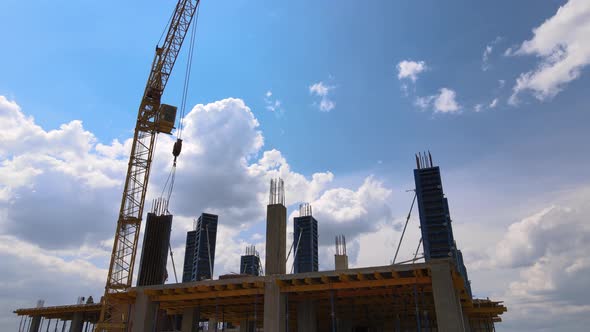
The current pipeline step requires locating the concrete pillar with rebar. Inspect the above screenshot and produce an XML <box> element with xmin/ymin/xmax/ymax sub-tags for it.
<box><xmin>265</xmin><ymin>178</ymin><xmax>287</xmax><ymax>275</ymax></box>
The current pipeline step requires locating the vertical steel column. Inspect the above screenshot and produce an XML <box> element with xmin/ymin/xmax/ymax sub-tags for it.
<box><xmin>152</xmin><ymin>303</ymin><xmax>160</xmax><ymax>332</ymax></box>
<box><xmin>413</xmin><ymin>285</ymin><xmax>422</xmax><ymax>332</ymax></box>
<box><xmin>330</xmin><ymin>290</ymin><xmax>336</xmax><ymax>332</ymax></box>
<box><xmin>285</xmin><ymin>293</ymin><xmax>289</xmax><ymax>332</ymax></box>
<box><xmin>421</xmin><ymin>288</ymin><xmax>429</xmax><ymax>331</ymax></box>
<box><xmin>254</xmin><ymin>294</ymin><xmax>258</xmax><ymax>332</ymax></box>
<box><xmin>215</xmin><ymin>302</ymin><xmax>219</xmax><ymax>332</ymax></box>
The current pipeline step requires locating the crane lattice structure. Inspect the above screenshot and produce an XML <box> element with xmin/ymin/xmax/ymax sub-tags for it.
<box><xmin>96</xmin><ymin>1</ymin><xmax>201</xmax><ymax>330</ymax></box>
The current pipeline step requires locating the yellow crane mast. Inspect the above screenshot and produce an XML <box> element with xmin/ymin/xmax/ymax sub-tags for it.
<box><xmin>96</xmin><ymin>1</ymin><xmax>201</xmax><ymax>330</ymax></box>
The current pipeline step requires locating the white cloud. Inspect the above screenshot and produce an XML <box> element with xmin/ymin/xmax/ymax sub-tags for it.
<box><xmin>414</xmin><ymin>95</ymin><xmax>435</xmax><ymax>110</ymax></box>
<box><xmin>489</xmin><ymin>98</ymin><xmax>499</xmax><ymax>108</ymax></box>
<box><xmin>309</xmin><ymin>82</ymin><xmax>330</xmax><ymax>97</ymax></box>
<box><xmin>509</xmin><ymin>0</ymin><xmax>590</xmax><ymax>104</ymax></box>
<box><xmin>415</xmin><ymin>88</ymin><xmax>460</xmax><ymax>113</ymax></box>
<box><xmin>397</xmin><ymin>60</ymin><xmax>427</xmax><ymax>82</ymax></box>
<box><xmin>434</xmin><ymin>88</ymin><xmax>460</xmax><ymax>112</ymax></box>
<box><xmin>288</xmin><ymin>176</ymin><xmax>394</xmax><ymax>270</ymax></box>
<box><xmin>264</xmin><ymin>90</ymin><xmax>284</xmax><ymax>113</ymax></box>
<box><xmin>482</xmin><ymin>37</ymin><xmax>502</xmax><ymax>71</ymax></box>
<box><xmin>309</xmin><ymin>81</ymin><xmax>335</xmax><ymax>111</ymax></box>
<box><xmin>467</xmin><ymin>186</ymin><xmax>590</xmax><ymax>331</ymax></box>
<box><xmin>0</xmin><ymin>95</ymin><xmax>397</xmax><ymax>330</ymax></box>
<box><xmin>474</xmin><ymin>104</ymin><xmax>484</xmax><ymax>113</ymax></box>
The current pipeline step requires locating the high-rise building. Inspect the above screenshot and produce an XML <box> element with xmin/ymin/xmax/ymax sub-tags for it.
<box><xmin>293</xmin><ymin>203</ymin><xmax>318</xmax><ymax>274</ymax></box>
<box><xmin>182</xmin><ymin>213</ymin><xmax>218</xmax><ymax>282</ymax></box>
<box><xmin>182</xmin><ymin>229</ymin><xmax>197</xmax><ymax>283</ymax></box>
<box><xmin>240</xmin><ymin>245</ymin><xmax>261</xmax><ymax>276</ymax></box>
<box><xmin>137</xmin><ymin>199</ymin><xmax>173</xmax><ymax>286</ymax></box>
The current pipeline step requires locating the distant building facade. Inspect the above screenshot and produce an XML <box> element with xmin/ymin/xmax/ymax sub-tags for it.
<box><xmin>182</xmin><ymin>213</ymin><xmax>218</xmax><ymax>282</ymax></box>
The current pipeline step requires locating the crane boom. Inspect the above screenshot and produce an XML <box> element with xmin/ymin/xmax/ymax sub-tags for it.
<box><xmin>96</xmin><ymin>1</ymin><xmax>200</xmax><ymax>330</ymax></box>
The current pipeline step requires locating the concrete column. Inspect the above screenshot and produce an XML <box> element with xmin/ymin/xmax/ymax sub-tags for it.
<box><xmin>334</xmin><ymin>255</ymin><xmax>348</xmax><ymax>271</ymax></box>
<box><xmin>430</xmin><ymin>260</ymin><xmax>465</xmax><ymax>332</ymax></box>
<box><xmin>265</xmin><ymin>204</ymin><xmax>287</xmax><ymax>275</ymax></box>
<box><xmin>28</xmin><ymin>316</ymin><xmax>41</xmax><ymax>332</ymax></box>
<box><xmin>207</xmin><ymin>318</ymin><xmax>217</xmax><ymax>331</ymax></box>
<box><xmin>296</xmin><ymin>299</ymin><xmax>316</xmax><ymax>332</ymax></box>
<box><xmin>239</xmin><ymin>319</ymin><xmax>255</xmax><ymax>332</ymax></box>
<box><xmin>181</xmin><ymin>308</ymin><xmax>199</xmax><ymax>332</ymax></box>
<box><xmin>131</xmin><ymin>290</ymin><xmax>158</xmax><ymax>332</ymax></box>
<box><xmin>463</xmin><ymin>314</ymin><xmax>472</xmax><ymax>332</ymax></box>
<box><xmin>69</xmin><ymin>313</ymin><xmax>84</xmax><ymax>332</ymax></box>
<box><xmin>338</xmin><ymin>319</ymin><xmax>353</xmax><ymax>332</ymax></box>
<box><xmin>264</xmin><ymin>280</ymin><xmax>286</xmax><ymax>332</ymax></box>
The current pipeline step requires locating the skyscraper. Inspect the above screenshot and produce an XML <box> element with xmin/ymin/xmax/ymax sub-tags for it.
<box><xmin>293</xmin><ymin>203</ymin><xmax>318</xmax><ymax>274</ymax></box>
<box><xmin>182</xmin><ymin>229</ymin><xmax>197</xmax><ymax>283</ymax></box>
<box><xmin>182</xmin><ymin>213</ymin><xmax>218</xmax><ymax>282</ymax></box>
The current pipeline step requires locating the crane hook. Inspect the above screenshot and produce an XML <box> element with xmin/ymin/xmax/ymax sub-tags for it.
<box><xmin>172</xmin><ymin>138</ymin><xmax>183</xmax><ymax>166</ymax></box>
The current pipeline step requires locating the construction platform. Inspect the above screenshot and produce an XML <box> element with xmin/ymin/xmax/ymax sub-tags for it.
<box><xmin>15</xmin><ymin>259</ymin><xmax>506</xmax><ymax>332</ymax></box>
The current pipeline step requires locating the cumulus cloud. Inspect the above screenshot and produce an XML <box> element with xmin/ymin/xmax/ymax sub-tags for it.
<box><xmin>0</xmin><ymin>235</ymin><xmax>108</xmax><ymax>329</ymax></box>
<box><xmin>309</xmin><ymin>81</ymin><xmax>335</xmax><ymax>112</ymax></box>
<box><xmin>397</xmin><ymin>60</ymin><xmax>427</xmax><ymax>82</ymax></box>
<box><xmin>508</xmin><ymin>0</ymin><xmax>590</xmax><ymax>104</ymax></box>
<box><xmin>286</xmin><ymin>176</ymin><xmax>394</xmax><ymax>270</ymax></box>
<box><xmin>0</xmin><ymin>95</ymin><xmax>396</xmax><ymax>330</ymax></box>
<box><xmin>0</xmin><ymin>96</ymin><xmax>127</xmax><ymax>248</ymax></box>
<box><xmin>470</xmin><ymin>186</ymin><xmax>590</xmax><ymax>331</ymax></box>
<box><xmin>415</xmin><ymin>88</ymin><xmax>460</xmax><ymax>113</ymax></box>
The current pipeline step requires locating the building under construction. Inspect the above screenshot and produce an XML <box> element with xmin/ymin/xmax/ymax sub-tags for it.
<box><xmin>14</xmin><ymin>155</ymin><xmax>506</xmax><ymax>332</ymax></box>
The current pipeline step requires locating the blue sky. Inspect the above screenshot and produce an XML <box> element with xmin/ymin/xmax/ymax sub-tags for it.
<box><xmin>1</xmin><ymin>0</ymin><xmax>590</xmax><ymax>331</ymax></box>
<box><xmin>4</xmin><ymin>0</ymin><xmax>588</xmax><ymax>176</ymax></box>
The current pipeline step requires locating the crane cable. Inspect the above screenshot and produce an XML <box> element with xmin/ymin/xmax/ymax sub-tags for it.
<box><xmin>159</xmin><ymin>4</ymin><xmax>200</xmax><ymax>284</ymax></box>
<box><xmin>160</xmin><ymin>4</ymin><xmax>201</xmax><ymax>203</ymax></box>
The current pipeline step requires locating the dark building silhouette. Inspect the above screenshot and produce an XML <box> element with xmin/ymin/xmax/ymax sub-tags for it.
<box><xmin>413</xmin><ymin>152</ymin><xmax>455</xmax><ymax>260</ymax></box>
<box><xmin>182</xmin><ymin>229</ymin><xmax>197</xmax><ymax>283</ymax></box>
<box><xmin>293</xmin><ymin>203</ymin><xmax>318</xmax><ymax>274</ymax></box>
<box><xmin>240</xmin><ymin>245</ymin><xmax>261</xmax><ymax>276</ymax></box>
<box><xmin>182</xmin><ymin>213</ymin><xmax>218</xmax><ymax>282</ymax></box>
<box><xmin>414</xmin><ymin>152</ymin><xmax>471</xmax><ymax>296</ymax></box>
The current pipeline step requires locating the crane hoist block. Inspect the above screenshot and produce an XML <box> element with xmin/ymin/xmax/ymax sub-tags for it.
<box><xmin>156</xmin><ymin>104</ymin><xmax>177</xmax><ymax>134</ymax></box>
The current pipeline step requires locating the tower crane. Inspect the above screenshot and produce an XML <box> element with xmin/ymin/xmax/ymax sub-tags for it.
<box><xmin>96</xmin><ymin>1</ymin><xmax>201</xmax><ymax>330</ymax></box>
